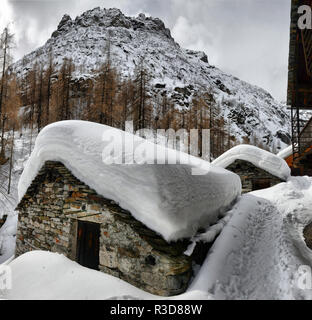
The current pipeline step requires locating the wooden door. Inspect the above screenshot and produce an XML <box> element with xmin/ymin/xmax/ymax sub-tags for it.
<box><xmin>77</xmin><ymin>221</ymin><xmax>100</xmax><ymax>270</ymax></box>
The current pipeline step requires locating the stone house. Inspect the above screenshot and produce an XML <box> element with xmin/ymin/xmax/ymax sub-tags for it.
<box><xmin>16</xmin><ymin>161</ymin><xmax>193</xmax><ymax>296</ymax></box>
<box><xmin>15</xmin><ymin>120</ymin><xmax>243</xmax><ymax>297</ymax></box>
<box><xmin>226</xmin><ymin>160</ymin><xmax>284</xmax><ymax>193</ymax></box>
<box><xmin>212</xmin><ymin>145</ymin><xmax>290</xmax><ymax>194</ymax></box>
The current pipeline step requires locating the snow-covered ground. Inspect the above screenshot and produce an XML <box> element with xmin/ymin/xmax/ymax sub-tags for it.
<box><xmin>2</xmin><ymin>176</ymin><xmax>312</xmax><ymax>300</ymax></box>
<box><xmin>3</xmin><ymin>251</ymin><xmax>212</xmax><ymax>300</ymax></box>
<box><xmin>190</xmin><ymin>176</ymin><xmax>312</xmax><ymax>300</ymax></box>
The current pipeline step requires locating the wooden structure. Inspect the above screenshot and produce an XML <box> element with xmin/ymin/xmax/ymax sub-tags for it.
<box><xmin>288</xmin><ymin>0</ymin><xmax>312</xmax><ymax>175</ymax></box>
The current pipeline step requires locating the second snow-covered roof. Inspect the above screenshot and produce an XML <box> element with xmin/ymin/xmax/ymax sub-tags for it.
<box><xmin>277</xmin><ymin>145</ymin><xmax>293</xmax><ymax>160</ymax></box>
<box><xmin>18</xmin><ymin>121</ymin><xmax>242</xmax><ymax>242</ymax></box>
<box><xmin>211</xmin><ymin>145</ymin><xmax>291</xmax><ymax>181</ymax></box>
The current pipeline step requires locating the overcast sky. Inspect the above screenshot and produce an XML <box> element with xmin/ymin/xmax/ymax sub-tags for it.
<box><xmin>0</xmin><ymin>0</ymin><xmax>291</xmax><ymax>101</ymax></box>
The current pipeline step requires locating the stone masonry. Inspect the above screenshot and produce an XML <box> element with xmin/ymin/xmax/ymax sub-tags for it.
<box><xmin>226</xmin><ymin>160</ymin><xmax>284</xmax><ymax>194</ymax></box>
<box><xmin>16</xmin><ymin>161</ymin><xmax>192</xmax><ymax>296</ymax></box>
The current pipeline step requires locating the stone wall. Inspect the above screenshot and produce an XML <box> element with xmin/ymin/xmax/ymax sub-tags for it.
<box><xmin>16</xmin><ymin>161</ymin><xmax>192</xmax><ymax>296</ymax></box>
<box><xmin>226</xmin><ymin>160</ymin><xmax>284</xmax><ymax>193</ymax></box>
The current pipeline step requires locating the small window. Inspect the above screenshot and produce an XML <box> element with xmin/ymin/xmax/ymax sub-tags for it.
<box><xmin>252</xmin><ymin>179</ymin><xmax>271</xmax><ymax>191</ymax></box>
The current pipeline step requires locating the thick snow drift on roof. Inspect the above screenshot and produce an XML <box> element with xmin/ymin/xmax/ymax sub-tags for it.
<box><xmin>212</xmin><ymin>144</ymin><xmax>291</xmax><ymax>181</ymax></box>
<box><xmin>277</xmin><ymin>145</ymin><xmax>293</xmax><ymax>160</ymax></box>
<box><xmin>18</xmin><ymin>121</ymin><xmax>241</xmax><ymax>242</ymax></box>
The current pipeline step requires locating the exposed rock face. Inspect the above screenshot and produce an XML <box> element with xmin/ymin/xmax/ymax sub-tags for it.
<box><xmin>12</xmin><ymin>7</ymin><xmax>291</xmax><ymax>151</ymax></box>
<box><xmin>304</xmin><ymin>223</ymin><xmax>312</xmax><ymax>250</ymax></box>
<box><xmin>53</xmin><ymin>8</ymin><xmax>173</xmax><ymax>39</ymax></box>
<box><xmin>226</xmin><ymin>160</ymin><xmax>284</xmax><ymax>193</ymax></box>
<box><xmin>16</xmin><ymin>161</ymin><xmax>192</xmax><ymax>296</ymax></box>
<box><xmin>51</xmin><ymin>14</ymin><xmax>73</xmax><ymax>37</ymax></box>
<box><xmin>276</xmin><ymin>130</ymin><xmax>291</xmax><ymax>145</ymax></box>
<box><xmin>0</xmin><ymin>215</ymin><xmax>7</xmax><ymax>229</ymax></box>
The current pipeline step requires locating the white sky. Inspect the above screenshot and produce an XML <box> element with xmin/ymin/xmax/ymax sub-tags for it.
<box><xmin>1</xmin><ymin>0</ymin><xmax>292</xmax><ymax>101</ymax></box>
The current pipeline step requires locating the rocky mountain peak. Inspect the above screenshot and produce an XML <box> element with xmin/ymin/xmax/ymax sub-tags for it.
<box><xmin>58</xmin><ymin>14</ymin><xmax>72</xmax><ymax>28</ymax></box>
<box><xmin>52</xmin><ymin>7</ymin><xmax>173</xmax><ymax>41</ymax></box>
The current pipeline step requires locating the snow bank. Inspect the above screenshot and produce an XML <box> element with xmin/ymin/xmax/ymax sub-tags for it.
<box><xmin>18</xmin><ymin>121</ymin><xmax>241</xmax><ymax>242</ymax></box>
<box><xmin>277</xmin><ymin>145</ymin><xmax>293</xmax><ymax>160</ymax></box>
<box><xmin>2</xmin><ymin>251</ymin><xmax>212</xmax><ymax>300</ymax></box>
<box><xmin>189</xmin><ymin>176</ymin><xmax>312</xmax><ymax>299</ymax></box>
<box><xmin>212</xmin><ymin>144</ymin><xmax>291</xmax><ymax>181</ymax></box>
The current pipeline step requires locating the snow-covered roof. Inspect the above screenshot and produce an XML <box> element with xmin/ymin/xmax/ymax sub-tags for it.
<box><xmin>211</xmin><ymin>145</ymin><xmax>291</xmax><ymax>181</ymax></box>
<box><xmin>277</xmin><ymin>145</ymin><xmax>293</xmax><ymax>160</ymax></box>
<box><xmin>18</xmin><ymin>121</ymin><xmax>241</xmax><ymax>242</ymax></box>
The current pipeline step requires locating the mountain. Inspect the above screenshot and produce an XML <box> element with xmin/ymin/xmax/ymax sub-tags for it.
<box><xmin>12</xmin><ymin>7</ymin><xmax>291</xmax><ymax>150</ymax></box>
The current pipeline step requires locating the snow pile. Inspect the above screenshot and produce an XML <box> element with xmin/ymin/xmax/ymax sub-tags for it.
<box><xmin>212</xmin><ymin>144</ymin><xmax>291</xmax><ymax>181</ymax></box>
<box><xmin>189</xmin><ymin>176</ymin><xmax>312</xmax><ymax>299</ymax></box>
<box><xmin>2</xmin><ymin>251</ymin><xmax>211</xmax><ymax>300</ymax></box>
<box><xmin>18</xmin><ymin>120</ymin><xmax>241</xmax><ymax>242</ymax></box>
<box><xmin>277</xmin><ymin>145</ymin><xmax>293</xmax><ymax>160</ymax></box>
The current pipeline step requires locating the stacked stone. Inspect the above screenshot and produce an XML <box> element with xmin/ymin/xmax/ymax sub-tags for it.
<box><xmin>16</xmin><ymin>161</ymin><xmax>192</xmax><ymax>296</ymax></box>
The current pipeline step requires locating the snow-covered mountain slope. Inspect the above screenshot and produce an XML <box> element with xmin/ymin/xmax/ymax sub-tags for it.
<box><xmin>12</xmin><ymin>7</ymin><xmax>291</xmax><ymax>151</ymax></box>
